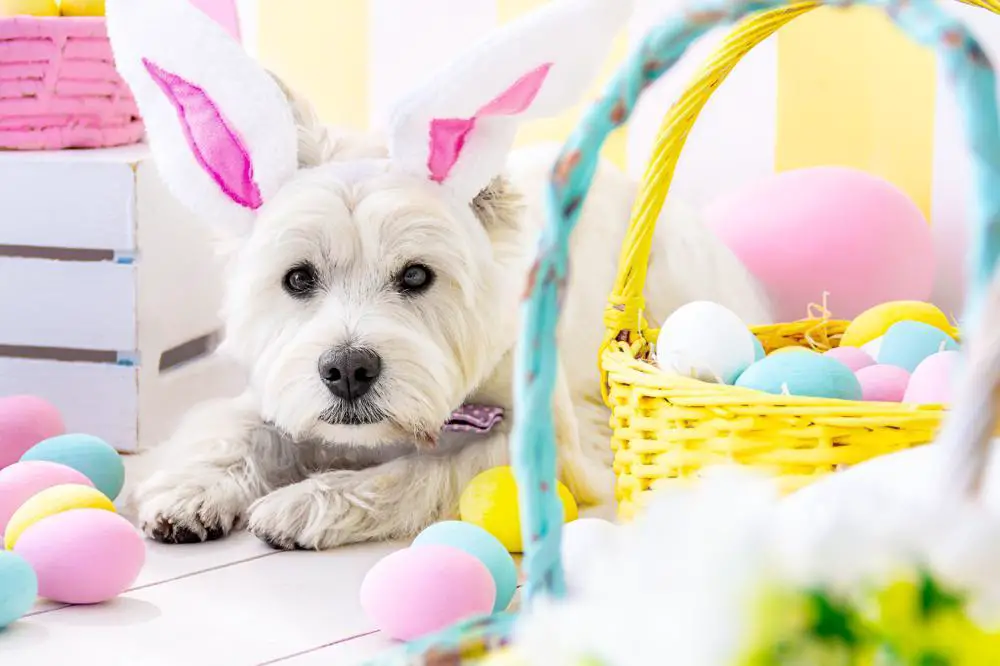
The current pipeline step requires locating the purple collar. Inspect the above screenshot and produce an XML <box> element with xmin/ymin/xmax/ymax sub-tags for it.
<box><xmin>442</xmin><ymin>404</ymin><xmax>504</xmax><ymax>434</ymax></box>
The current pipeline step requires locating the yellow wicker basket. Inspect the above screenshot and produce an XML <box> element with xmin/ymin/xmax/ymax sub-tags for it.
<box><xmin>603</xmin><ymin>0</ymin><xmax>995</xmax><ymax>521</ymax></box>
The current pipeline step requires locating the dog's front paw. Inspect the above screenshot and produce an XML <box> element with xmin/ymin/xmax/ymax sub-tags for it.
<box><xmin>132</xmin><ymin>471</ymin><xmax>248</xmax><ymax>545</ymax></box>
<box><xmin>247</xmin><ymin>473</ymin><xmax>376</xmax><ymax>550</ymax></box>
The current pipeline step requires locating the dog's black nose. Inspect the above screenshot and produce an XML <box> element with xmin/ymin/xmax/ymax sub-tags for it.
<box><xmin>318</xmin><ymin>347</ymin><xmax>382</xmax><ymax>401</ymax></box>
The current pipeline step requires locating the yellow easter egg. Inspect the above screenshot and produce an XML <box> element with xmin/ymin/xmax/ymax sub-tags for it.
<box><xmin>58</xmin><ymin>0</ymin><xmax>104</xmax><ymax>16</ymax></box>
<box><xmin>0</xmin><ymin>0</ymin><xmax>58</xmax><ymax>16</ymax></box>
<box><xmin>481</xmin><ymin>648</ymin><xmax>529</xmax><ymax>665</ymax></box>
<box><xmin>840</xmin><ymin>301</ymin><xmax>952</xmax><ymax>348</ymax></box>
<box><xmin>4</xmin><ymin>483</ymin><xmax>115</xmax><ymax>550</ymax></box>
<box><xmin>459</xmin><ymin>466</ymin><xmax>577</xmax><ymax>553</ymax></box>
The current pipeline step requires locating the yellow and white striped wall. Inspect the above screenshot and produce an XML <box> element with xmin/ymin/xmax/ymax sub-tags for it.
<box><xmin>232</xmin><ymin>0</ymin><xmax>1000</xmax><ymax>315</ymax></box>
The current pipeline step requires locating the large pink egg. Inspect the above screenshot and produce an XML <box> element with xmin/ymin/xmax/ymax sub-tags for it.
<box><xmin>707</xmin><ymin>167</ymin><xmax>934</xmax><ymax>321</ymax></box>
<box><xmin>0</xmin><ymin>461</ymin><xmax>94</xmax><ymax>537</ymax></box>
<box><xmin>0</xmin><ymin>396</ymin><xmax>65</xmax><ymax>470</ymax></box>
<box><xmin>824</xmin><ymin>346</ymin><xmax>875</xmax><ymax>372</ymax></box>
<box><xmin>14</xmin><ymin>508</ymin><xmax>146</xmax><ymax>604</ymax></box>
<box><xmin>904</xmin><ymin>350</ymin><xmax>960</xmax><ymax>405</ymax></box>
<box><xmin>855</xmin><ymin>365</ymin><xmax>911</xmax><ymax>402</ymax></box>
<box><xmin>360</xmin><ymin>544</ymin><xmax>495</xmax><ymax>641</ymax></box>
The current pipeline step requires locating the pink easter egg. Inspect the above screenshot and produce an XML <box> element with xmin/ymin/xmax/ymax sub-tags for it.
<box><xmin>823</xmin><ymin>346</ymin><xmax>875</xmax><ymax>372</ymax></box>
<box><xmin>360</xmin><ymin>544</ymin><xmax>495</xmax><ymax>641</ymax></box>
<box><xmin>0</xmin><ymin>396</ymin><xmax>65</xmax><ymax>471</ymax></box>
<box><xmin>904</xmin><ymin>350</ymin><xmax>960</xmax><ymax>405</ymax></box>
<box><xmin>14</xmin><ymin>508</ymin><xmax>146</xmax><ymax>604</ymax></box>
<box><xmin>855</xmin><ymin>365</ymin><xmax>911</xmax><ymax>402</ymax></box>
<box><xmin>707</xmin><ymin>167</ymin><xmax>934</xmax><ymax>321</ymax></box>
<box><xmin>0</xmin><ymin>461</ymin><xmax>94</xmax><ymax>537</ymax></box>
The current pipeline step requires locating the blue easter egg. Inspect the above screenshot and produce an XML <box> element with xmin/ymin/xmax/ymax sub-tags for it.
<box><xmin>877</xmin><ymin>321</ymin><xmax>959</xmax><ymax>372</ymax></box>
<box><xmin>735</xmin><ymin>352</ymin><xmax>863</xmax><ymax>400</ymax></box>
<box><xmin>413</xmin><ymin>520</ymin><xmax>517</xmax><ymax>612</ymax></box>
<box><xmin>0</xmin><ymin>551</ymin><xmax>37</xmax><ymax>629</ymax></box>
<box><xmin>21</xmin><ymin>434</ymin><xmax>124</xmax><ymax>500</ymax></box>
<box><xmin>751</xmin><ymin>336</ymin><xmax>765</xmax><ymax>361</ymax></box>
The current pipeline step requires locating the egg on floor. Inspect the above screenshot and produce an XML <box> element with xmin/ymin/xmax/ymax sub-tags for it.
<box><xmin>840</xmin><ymin>301</ymin><xmax>952</xmax><ymax>348</ymax></box>
<box><xmin>0</xmin><ymin>460</ymin><xmax>94</xmax><ymax>538</ymax></box>
<box><xmin>0</xmin><ymin>551</ymin><xmax>37</xmax><ymax>629</ymax></box>
<box><xmin>360</xmin><ymin>545</ymin><xmax>496</xmax><ymax>641</ymax></box>
<box><xmin>412</xmin><ymin>521</ymin><xmax>518</xmax><ymax>612</ymax></box>
<box><xmin>4</xmin><ymin>483</ymin><xmax>116</xmax><ymax>550</ymax></box>
<box><xmin>823</xmin><ymin>346</ymin><xmax>875</xmax><ymax>372</ymax></box>
<box><xmin>14</xmin><ymin>508</ymin><xmax>145</xmax><ymax>604</ymax></box>
<box><xmin>0</xmin><ymin>395</ymin><xmax>65</xmax><ymax>471</ymax></box>
<box><xmin>855</xmin><ymin>365</ymin><xmax>910</xmax><ymax>402</ymax></box>
<box><xmin>904</xmin><ymin>350</ymin><xmax>960</xmax><ymax>405</ymax></box>
<box><xmin>656</xmin><ymin>301</ymin><xmax>757</xmax><ymax>384</ymax></box>
<box><xmin>735</xmin><ymin>352</ymin><xmax>863</xmax><ymax>400</ymax></box>
<box><xmin>21</xmin><ymin>433</ymin><xmax>125</xmax><ymax>500</ymax></box>
<box><xmin>877</xmin><ymin>321</ymin><xmax>958</xmax><ymax>373</ymax></box>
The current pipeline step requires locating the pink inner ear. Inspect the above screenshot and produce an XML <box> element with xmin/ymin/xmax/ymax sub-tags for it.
<box><xmin>427</xmin><ymin>62</ymin><xmax>552</xmax><ymax>184</ymax></box>
<box><xmin>142</xmin><ymin>58</ymin><xmax>263</xmax><ymax>210</ymax></box>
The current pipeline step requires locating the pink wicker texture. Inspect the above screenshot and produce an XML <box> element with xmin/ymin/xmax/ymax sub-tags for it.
<box><xmin>0</xmin><ymin>17</ymin><xmax>144</xmax><ymax>150</ymax></box>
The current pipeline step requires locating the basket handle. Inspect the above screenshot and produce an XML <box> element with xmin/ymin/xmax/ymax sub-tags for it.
<box><xmin>516</xmin><ymin>0</ymin><xmax>1000</xmax><ymax>607</ymax></box>
<box><xmin>599</xmin><ymin>0</ymin><xmax>1000</xmax><ymax>403</ymax></box>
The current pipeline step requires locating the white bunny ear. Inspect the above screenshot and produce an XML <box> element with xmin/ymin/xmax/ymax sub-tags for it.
<box><xmin>387</xmin><ymin>0</ymin><xmax>634</xmax><ymax>202</ymax></box>
<box><xmin>106</xmin><ymin>0</ymin><xmax>297</xmax><ymax>235</ymax></box>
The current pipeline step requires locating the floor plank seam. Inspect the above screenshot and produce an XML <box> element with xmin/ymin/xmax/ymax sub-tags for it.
<box><xmin>253</xmin><ymin>630</ymin><xmax>382</xmax><ymax>666</ymax></box>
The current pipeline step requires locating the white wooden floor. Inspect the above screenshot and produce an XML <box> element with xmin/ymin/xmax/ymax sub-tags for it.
<box><xmin>0</xmin><ymin>455</ymin><xmax>408</xmax><ymax>666</ymax></box>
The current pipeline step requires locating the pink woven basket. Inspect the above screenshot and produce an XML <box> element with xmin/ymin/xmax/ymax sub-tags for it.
<box><xmin>0</xmin><ymin>16</ymin><xmax>144</xmax><ymax>150</ymax></box>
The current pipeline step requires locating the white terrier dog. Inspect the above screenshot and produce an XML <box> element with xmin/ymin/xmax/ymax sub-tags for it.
<box><xmin>108</xmin><ymin>0</ymin><xmax>771</xmax><ymax>550</ymax></box>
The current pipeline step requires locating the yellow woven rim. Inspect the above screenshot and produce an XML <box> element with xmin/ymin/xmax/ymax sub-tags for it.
<box><xmin>601</xmin><ymin>0</ymin><xmax>994</xmax><ymax>520</ymax></box>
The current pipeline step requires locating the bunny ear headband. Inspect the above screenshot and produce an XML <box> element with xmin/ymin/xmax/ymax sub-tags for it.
<box><xmin>105</xmin><ymin>0</ymin><xmax>634</xmax><ymax>235</ymax></box>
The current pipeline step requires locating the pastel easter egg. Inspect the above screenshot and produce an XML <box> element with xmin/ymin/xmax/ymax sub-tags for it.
<box><xmin>735</xmin><ymin>352</ymin><xmax>863</xmax><ymax>401</ymax></box>
<box><xmin>4</xmin><ymin>483</ymin><xmax>115</xmax><ymax>550</ymax></box>
<box><xmin>903</xmin><ymin>351</ymin><xmax>961</xmax><ymax>405</ymax></box>
<box><xmin>841</xmin><ymin>301</ymin><xmax>952</xmax><ymax>348</ymax></box>
<box><xmin>413</xmin><ymin>521</ymin><xmax>518</xmax><ymax>612</ymax></box>
<box><xmin>562</xmin><ymin>518</ymin><xmax>618</xmax><ymax>594</ymax></box>
<box><xmin>657</xmin><ymin>301</ymin><xmax>757</xmax><ymax>384</ymax></box>
<box><xmin>0</xmin><ymin>551</ymin><xmax>37</xmax><ymax>629</ymax></box>
<box><xmin>0</xmin><ymin>461</ymin><xmax>94</xmax><ymax>538</ymax></box>
<box><xmin>14</xmin><ymin>509</ymin><xmax>145</xmax><ymax>604</ymax></box>
<box><xmin>707</xmin><ymin>168</ymin><xmax>934</xmax><ymax>321</ymax></box>
<box><xmin>360</xmin><ymin>544</ymin><xmax>495</xmax><ymax>641</ymax></box>
<box><xmin>460</xmin><ymin>466</ymin><xmax>577</xmax><ymax>553</ymax></box>
<box><xmin>877</xmin><ymin>321</ymin><xmax>958</xmax><ymax>372</ymax></box>
<box><xmin>855</xmin><ymin>365</ymin><xmax>911</xmax><ymax>402</ymax></box>
<box><xmin>862</xmin><ymin>336</ymin><xmax>884</xmax><ymax>360</ymax></box>
<box><xmin>0</xmin><ymin>395</ymin><xmax>65</xmax><ymax>471</ymax></box>
<box><xmin>823</xmin><ymin>346</ymin><xmax>875</xmax><ymax>372</ymax></box>
<box><xmin>21</xmin><ymin>433</ymin><xmax>124</xmax><ymax>500</ymax></box>
<box><xmin>751</xmin><ymin>335</ymin><xmax>765</xmax><ymax>361</ymax></box>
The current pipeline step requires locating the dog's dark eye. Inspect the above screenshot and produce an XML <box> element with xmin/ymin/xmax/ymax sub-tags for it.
<box><xmin>397</xmin><ymin>264</ymin><xmax>434</xmax><ymax>294</ymax></box>
<box><xmin>282</xmin><ymin>264</ymin><xmax>318</xmax><ymax>298</ymax></box>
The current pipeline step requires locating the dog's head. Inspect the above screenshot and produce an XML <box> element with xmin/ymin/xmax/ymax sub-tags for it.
<box><xmin>107</xmin><ymin>0</ymin><xmax>629</xmax><ymax>447</ymax></box>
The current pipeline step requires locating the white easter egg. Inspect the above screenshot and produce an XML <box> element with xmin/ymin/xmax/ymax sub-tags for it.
<box><xmin>656</xmin><ymin>301</ymin><xmax>757</xmax><ymax>384</ymax></box>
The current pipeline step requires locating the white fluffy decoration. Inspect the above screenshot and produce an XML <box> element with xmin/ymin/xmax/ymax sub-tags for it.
<box><xmin>387</xmin><ymin>0</ymin><xmax>635</xmax><ymax>202</ymax></box>
<box><xmin>510</xmin><ymin>468</ymin><xmax>1000</xmax><ymax>666</ymax></box>
<box><xmin>561</xmin><ymin>518</ymin><xmax>620</xmax><ymax>594</ymax></box>
<box><xmin>106</xmin><ymin>0</ymin><xmax>299</xmax><ymax>236</ymax></box>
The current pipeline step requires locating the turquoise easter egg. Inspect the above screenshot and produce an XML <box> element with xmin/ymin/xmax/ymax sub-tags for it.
<box><xmin>412</xmin><ymin>520</ymin><xmax>517</xmax><ymax>613</ymax></box>
<box><xmin>21</xmin><ymin>434</ymin><xmax>124</xmax><ymax>500</ymax></box>
<box><xmin>877</xmin><ymin>321</ymin><xmax>958</xmax><ymax>372</ymax></box>
<box><xmin>735</xmin><ymin>352</ymin><xmax>863</xmax><ymax>400</ymax></box>
<box><xmin>751</xmin><ymin>335</ymin><xmax>765</xmax><ymax>361</ymax></box>
<box><xmin>0</xmin><ymin>551</ymin><xmax>37</xmax><ymax>629</ymax></box>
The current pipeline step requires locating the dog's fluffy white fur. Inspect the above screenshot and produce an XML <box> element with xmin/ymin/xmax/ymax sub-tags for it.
<box><xmin>116</xmin><ymin>0</ymin><xmax>772</xmax><ymax>550</ymax></box>
<box><xmin>131</xmin><ymin>99</ymin><xmax>771</xmax><ymax>549</ymax></box>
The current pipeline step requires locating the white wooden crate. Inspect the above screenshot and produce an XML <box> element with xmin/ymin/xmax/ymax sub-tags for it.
<box><xmin>0</xmin><ymin>145</ymin><xmax>245</xmax><ymax>452</ymax></box>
